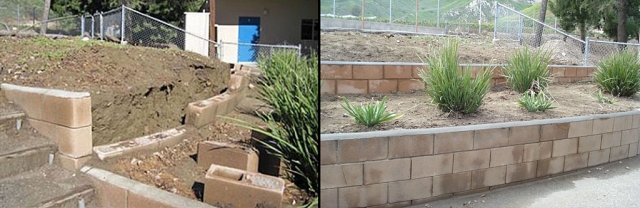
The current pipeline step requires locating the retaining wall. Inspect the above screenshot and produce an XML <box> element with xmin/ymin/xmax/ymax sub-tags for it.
<box><xmin>320</xmin><ymin>62</ymin><xmax>595</xmax><ymax>94</ymax></box>
<box><xmin>320</xmin><ymin>111</ymin><xmax>640</xmax><ymax>208</ymax></box>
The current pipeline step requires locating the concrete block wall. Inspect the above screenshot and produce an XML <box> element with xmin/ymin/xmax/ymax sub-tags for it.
<box><xmin>320</xmin><ymin>62</ymin><xmax>596</xmax><ymax>95</ymax></box>
<box><xmin>1</xmin><ymin>83</ymin><xmax>93</xmax><ymax>171</ymax></box>
<box><xmin>320</xmin><ymin>111</ymin><xmax>640</xmax><ymax>208</ymax></box>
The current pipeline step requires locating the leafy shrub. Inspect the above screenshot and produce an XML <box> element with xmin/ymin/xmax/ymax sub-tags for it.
<box><xmin>517</xmin><ymin>90</ymin><xmax>555</xmax><ymax>112</ymax></box>
<box><xmin>419</xmin><ymin>38</ymin><xmax>494</xmax><ymax>114</ymax></box>
<box><xmin>341</xmin><ymin>96</ymin><xmax>403</xmax><ymax>127</ymax></box>
<box><xmin>503</xmin><ymin>46</ymin><xmax>552</xmax><ymax>93</ymax></box>
<box><xmin>592</xmin><ymin>49</ymin><xmax>640</xmax><ymax>97</ymax></box>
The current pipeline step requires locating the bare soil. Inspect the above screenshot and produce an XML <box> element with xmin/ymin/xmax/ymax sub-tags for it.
<box><xmin>321</xmin><ymin>82</ymin><xmax>640</xmax><ymax>134</ymax></box>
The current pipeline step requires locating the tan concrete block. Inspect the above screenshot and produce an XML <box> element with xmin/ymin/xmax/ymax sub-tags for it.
<box><xmin>321</xmin><ymin>140</ymin><xmax>337</xmax><ymax>165</ymax></box>
<box><xmin>490</xmin><ymin>145</ymin><xmax>523</xmax><ymax>167</ymax></box>
<box><xmin>369</xmin><ymin>80</ymin><xmax>398</xmax><ymax>93</ymax></box>
<box><xmin>568</xmin><ymin>120</ymin><xmax>594</xmax><ymax>138</ymax></box>
<box><xmin>29</xmin><ymin>119</ymin><xmax>92</xmax><ymax>158</ymax></box>
<box><xmin>601</xmin><ymin>131</ymin><xmax>622</xmax><ymax>149</ymax></box>
<box><xmin>87</xmin><ymin>173</ymin><xmax>127</xmax><ymax>208</ymax></box>
<box><xmin>565</xmin><ymin>67</ymin><xmax>577</xmax><ymax>76</ymax></box>
<box><xmin>336</xmin><ymin>80</ymin><xmax>368</xmax><ymax>94</ymax></box>
<box><xmin>353</xmin><ymin>65</ymin><xmax>383</xmax><ymax>79</ymax></box>
<box><xmin>338</xmin><ymin>183</ymin><xmax>388</xmax><ymax>208</ymax></box>
<box><xmin>412</xmin><ymin>154</ymin><xmax>453</xmax><ymax>178</ymax></box>
<box><xmin>540</xmin><ymin>123</ymin><xmax>569</xmax><ymax>141</ymax></box>
<box><xmin>127</xmin><ymin>191</ymin><xmax>172</xmax><ymax>208</ymax></box>
<box><xmin>384</xmin><ymin>65</ymin><xmax>412</xmax><ymax>79</ymax></box>
<box><xmin>185</xmin><ymin>100</ymin><xmax>219</xmax><ymax>128</ymax></box>
<box><xmin>629</xmin><ymin>143</ymin><xmax>638</xmax><ymax>157</ymax></box>
<box><xmin>41</xmin><ymin>92</ymin><xmax>91</xmax><ymax>128</ymax></box>
<box><xmin>614</xmin><ymin>115</ymin><xmax>633</xmax><ymax>131</ymax></box>
<box><xmin>593</xmin><ymin>118</ymin><xmax>614</xmax><ymax>134</ymax></box>
<box><xmin>321</xmin><ymin>80</ymin><xmax>336</xmax><ymax>94</ymax></box>
<box><xmin>434</xmin><ymin>131</ymin><xmax>473</xmax><ymax>154</ymax></box>
<box><xmin>56</xmin><ymin>153</ymin><xmax>91</xmax><ymax>171</ymax></box>
<box><xmin>320</xmin><ymin>189</ymin><xmax>338</xmax><ymax>208</ymax></box>
<box><xmin>433</xmin><ymin>172</ymin><xmax>471</xmax><ymax>196</ymax></box>
<box><xmin>552</xmin><ymin>138</ymin><xmax>578</xmax><ymax>157</ymax></box>
<box><xmin>321</xmin><ymin>64</ymin><xmax>352</xmax><ymax>79</ymax></box>
<box><xmin>576</xmin><ymin>68</ymin><xmax>589</xmax><ymax>76</ymax></box>
<box><xmin>204</xmin><ymin>165</ymin><xmax>284</xmax><ymax>208</ymax></box>
<box><xmin>564</xmin><ymin>152</ymin><xmax>589</xmax><ymax>172</ymax></box>
<box><xmin>621</xmin><ymin>128</ymin><xmax>640</xmax><ymax>145</ymax></box>
<box><xmin>369</xmin><ymin>201</ymin><xmax>412</xmax><ymax>208</ymax></box>
<box><xmin>228</xmin><ymin>74</ymin><xmax>248</xmax><ymax>93</ymax></box>
<box><xmin>197</xmin><ymin>141</ymin><xmax>259</xmax><ymax>172</ymax></box>
<box><xmin>471</xmin><ymin>166</ymin><xmax>506</xmax><ymax>189</ymax></box>
<box><xmin>579</xmin><ymin>135</ymin><xmax>602</xmax><ymax>153</ymax></box>
<box><xmin>506</xmin><ymin>161</ymin><xmax>537</xmax><ymax>183</ymax></box>
<box><xmin>509</xmin><ymin>125</ymin><xmax>540</xmax><ymax>145</ymax></box>
<box><xmin>398</xmin><ymin>79</ymin><xmax>425</xmax><ymax>92</ymax></box>
<box><xmin>633</xmin><ymin>114</ymin><xmax>640</xmax><ymax>129</ymax></box>
<box><xmin>412</xmin><ymin>65</ymin><xmax>426</xmax><ymax>79</ymax></box>
<box><xmin>364</xmin><ymin>158</ymin><xmax>411</xmax><ymax>184</ymax></box>
<box><xmin>453</xmin><ymin>149</ymin><xmax>490</xmax><ymax>173</ymax></box>
<box><xmin>588</xmin><ymin>148</ymin><xmax>611</xmax><ymax>167</ymax></box>
<box><xmin>539</xmin><ymin>141</ymin><xmax>553</xmax><ymax>160</ymax></box>
<box><xmin>474</xmin><ymin>128</ymin><xmax>509</xmax><ymax>149</ymax></box>
<box><xmin>536</xmin><ymin>157</ymin><xmax>564</xmax><ymax>177</ymax></box>
<box><xmin>337</xmin><ymin>137</ymin><xmax>388</xmax><ymax>163</ymax></box>
<box><xmin>610</xmin><ymin>144</ymin><xmax>630</xmax><ymax>161</ymax></box>
<box><xmin>320</xmin><ymin>164</ymin><xmax>363</xmax><ymax>189</ymax></box>
<box><xmin>523</xmin><ymin>143</ymin><xmax>540</xmax><ymax>162</ymax></box>
<box><xmin>389</xmin><ymin>134</ymin><xmax>433</xmax><ymax>159</ymax></box>
<box><xmin>388</xmin><ymin>177</ymin><xmax>433</xmax><ymax>203</ymax></box>
<box><xmin>1</xmin><ymin>84</ymin><xmax>46</xmax><ymax>120</ymax></box>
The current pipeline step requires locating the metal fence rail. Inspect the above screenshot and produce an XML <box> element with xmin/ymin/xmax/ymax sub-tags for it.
<box><xmin>585</xmin><ymin>39</ymin><xmax>640</xmax><ymax>66</ymax></box>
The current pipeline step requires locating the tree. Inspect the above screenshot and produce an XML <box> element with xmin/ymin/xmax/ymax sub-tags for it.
<box><xmin>351</xmin><ymin>6</ymin><xmax>361</xmax><ymax>17</ymax></box>
<box><xmin>549</xmin><ymin>0</ymin><xmax>595</xmax><ymax>44</ymax></box>
<box><xmin>618</xmin><ymin>0</ymin><xmax>628</xmax><ymax>43</ymax></box>
<box><xmin>533</xmin><ymin>0</ymin><xmax>548</xmax><ymax>47</ymax></box>
<box><xmin>40</xmin><ymin>0</ymin><xmax>51</xmax><ymax>34</ymax></box>
<box><xmin>589</xmin><ymin>0</ymin><xmax>640</xmax><ymax>42</ymax></box>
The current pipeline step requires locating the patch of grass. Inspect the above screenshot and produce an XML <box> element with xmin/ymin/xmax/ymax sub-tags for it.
<box><xmin>419</xmin><ymin>38</ymin><xmax>494</xmax><ymax>114</ymax></box>
<box><xmin>503</xmin><ymin>46</ymin><xmax>552</xmax><ymax>93</ymax></box>
<box><xmin>517</xmin><ymin>90</ymin><xmax>555</xmax><ymax>112</ymax></box>
<box><xmin>595</xmin><ymin>89</ymin><xmax>618</xmax><ymax>104</ymax></box>
<box><xmin>341</xmin><ymin>96</ymin><xmax>403</xmax><ymax>127</ymax></box>
<box><xmin>592</xmin><ymin>49</ymin><xmax>640</xmax><ymax>97</ymax></box>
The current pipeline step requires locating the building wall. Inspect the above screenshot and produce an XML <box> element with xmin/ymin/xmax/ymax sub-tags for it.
<box><xmin>216</xmin><ymin>25</ymin><xmax>239</xmax><ymax>63</ymax></box>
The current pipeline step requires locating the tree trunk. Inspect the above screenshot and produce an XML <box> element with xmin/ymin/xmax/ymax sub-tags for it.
<box><xmin>534</xmin><ymin>0</ymin><xmax>548</xmax><ymax>47</ymax></box>
<box><xmin>617</xmin><ymin>0</ymin><xmax>628</xmax><ymax>48</ymax></box>
<box><xmin>580</xmin><ymin>22</ymin><xmax>587</xmax><ymax>53</ymax></box>
<box><xmin>40</xmin><ymin>0</ymin><xmax>51</xmax><ymax>35</ymax></box>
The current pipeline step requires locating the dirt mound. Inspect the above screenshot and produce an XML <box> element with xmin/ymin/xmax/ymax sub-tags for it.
<box><xmin>541</xmin><ymin>40</ymin><xmax>585</xmax><ymax>66</ymax></box>
<box><xmin>0</xmin><ymin>36</ymin><xmax>230</xmax><ymax>145</ymax></box>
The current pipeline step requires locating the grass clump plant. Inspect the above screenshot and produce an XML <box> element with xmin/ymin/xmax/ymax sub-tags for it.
<box><xmin>419</xmin><ymin>38</ymin><xmax>494</xmax><ymax>114</ymax></box>
<box><xmin>503</xmin><ymin>46</ymin><xmax>552</xmax><ymax>93</ymax></box>
<box><xmin>517</xmin><ymin>90</ymin><xmax>556</xmax><ymax>112</ymax></box>
<box><xmin>341</xmin><ymin>96</ymin><xmax>403</xmax><ymax>127</ymax></box>
<box><xmin>592</xmin><ymin>49</ymin><xmax>640</xmax><ymax>97</ymax></box>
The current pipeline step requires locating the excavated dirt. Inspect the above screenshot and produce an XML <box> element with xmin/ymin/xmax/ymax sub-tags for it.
<box><xmin>321</xmin><ymin>82</ymin><xmax>640</xmax><ymax>134</ymax></box>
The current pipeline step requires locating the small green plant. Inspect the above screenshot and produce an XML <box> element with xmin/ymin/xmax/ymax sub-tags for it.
<box><xmin>594</xmin><ymin>89</ymin><xmax>618</xmax><ymax>104</ymax></box>
<box><xmin>419</xmin><ymin>38</ymin><xmax>494</xmax><ymax>114</ymax></box>
<box><xmin>340</xmin><ymin>96</ymin><xmax>403</xmax><ymax>127</ymax></box>
<box><xmin>517</xmin><ymin>90</ymin><xmax>556</xmax><ymax>112</ymax></box>
<box><xmin>592</xmin><ymin>49</ymin><xmax>640</xmax><ymax>97</ymax></box>
<box><xmin>503</xmin><ymin>46</ymin><xmax>552</xmax><ymax>93</ymax></box>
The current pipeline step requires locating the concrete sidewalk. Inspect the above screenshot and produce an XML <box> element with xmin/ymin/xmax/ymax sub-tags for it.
<box><xmin>409</xmin><ymin>156</ymin><xmax>640</xmax><ymax>208</ymax></box>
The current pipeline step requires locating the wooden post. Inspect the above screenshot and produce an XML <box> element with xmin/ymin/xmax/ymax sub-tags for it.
<box><xmin>209</xmin><ymin>0</ymin><xmax>217</xmax><ymax>57</ymax></box>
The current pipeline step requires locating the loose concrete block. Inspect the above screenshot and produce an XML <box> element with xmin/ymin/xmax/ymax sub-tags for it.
<box><xmin>568</xmin><ymin>120</ymin><xmax>594</xmax><ymax>138</ymax></box>
<box><xmin>593</xmin><ymin>118</ymin><xmax>614</xmax><ymax>134</ymax></box>
<box><xmin>228</xmin><ymin>74</ymin><xmax>248</xmax><ymax>93</ymax></box>
<box><xmin>389</xmin><ymin>134</ymin><xmax>433</xmax><ymax>159</ymax></box>
<box><xmin>388</xmin><ymin>177</ymin><xmax>433</xmax><ymax>203</ymax></box>
<box><xmin>490</xmin><ymin>145</ymin><xmax>523</xmax><ymax>167</ymax></box>
<box><xmin>537</xmin><ymin>157</ymin><xmax>564</xmax><ymax>177</ymax></box>
<box><xmin>87</xmin><ymin>172</ymin><xmax>128</xmax><ymax>208</ymax></box>
<box><xmin>621</xmin><ymin>129</ymin><xmax>640</xmax><ymax>145</ymax></box>
<box><xmin>185</xmin><ymin>94</ymin><xmax>232</xmax><ymax>128</ymax></box>
<box><xmin>412</xmin><ymin>154</ymin><xmax>453</xmax><ymax>178</ymax></box>
<box><xmin>338</xmin><ymin>183</ymin><xmax>388</xmax><ymax>208</ymax></box>
<box><xmin>434</xmin><ymin>131</ymin><xmax>473</xmax><ymax>154</ymax></box>
<box><xmin>552</xmin><ymin>138</ymin><xmax>578</xmax><ymax>157</ymax></box>
<box><xmin>433</xmin><ymin>172</ymin><xmax>471</xmax><ymax>196</ymax></box>
<box><xmin>633</xmin><ymin>114</ymin><xmax>640</xmax><ymax>129</ymax></box>
<box><xmin>601</xmin><ymin>131</ymin><xmax>622</xmax><ymax>149</ymax></box>
<box><xmin>453</xmin><ymin>149</ymin><xmax>490</xmax><ymax>173</ymax></box>
<box><xmin>337</xmin><ymin>137</ymin><xmax>388</xmax><ymax>163</ymax></box>
<box><xmin>471</xmin><ymin>166</ymin><xmax>506</xmax><ymax>189</ymax></box>
<box><xmin>353</xmin><ymin>65</ymin><xmax>383</xmax><ymax>79</ymax></box>
<box><xmin>197</xmin><ymin>141</ymin><xmax>259</xmax><ymax>172</ymax></box>
<box><xmin>613</xmin><ymin>116</ymin><xmax>633</xmax><ymax>131</ymax></box>
<box><xmin>540</xmin><ymin>123</ymin><xmax>569</xmax><ymax>141</ymax></box>
<box><xmin>629</xmin><ymin>143</ymin><xmax>638</xmax><ymax>157</ymax></box>
<box><xmin>56</xmin><ymin>153</ymin><xmax>91</xmax><ymax>171</ymax></box>
<box><xmin>579</xmin><ymin>135</ymin><xmax>602</xmax><ymax>153</ymax></box>
<box><xmin>588</xmin><ymin>148</ymin><xmax>611</xmax><ymax>167</ymax></box>
<box><xmin>1</xmin><ymin>83</ymin><xmax>47</xmax><ymax>120</ymax></box>
<box><xmin>204</xmin><ymin>164</ymin><xmax>284</xmax><ymax>208</ymax></box>
<box><xmin>474</xmin><ymin>128</ymin><xmax>509</xmax><ymax>149</ymax></box>
<box><xmin>320</xmin><ymin>189</ymin><xmax>338</xmax><ymax>208</ymax></box>
<box><xmin>29</xmin><ymin>119</ymin><xmax>92</xmax><ymax>158</ymax></box>
<box><xmin>610</xmin><ymin>144</ymin><xmax>630</xmax><ymax>162</ymax></box>
<box><xmin>509</xmin><ymin>125</ymin><xmax>540</xmax><ymax>145</ymax></box>
<box><xmin>321</xmin><ymin>141</ymin><xmax>337</xmax><ymax>165</ymax></box>
<box><xmin>564</xmin><ymin>153</ymin><xmax>589</xmax><ymax>171</ymax></box>
<box><xmin>506</xmin><ymin>161</ymin><xmax>537</xmax><ymax>183</ymax></box>
<box><xmin>320</xmin><ymin>164</ymin><xmax>363</xmax><ymax>189</ymax></box>
<box><xmin>384</xmin><ymin>65</ymin><xmax>412</xmax><ymax>79</ymax></box>
<box><xmin>364</xmin><ymin>158</ymin><xmax>411</xmax><ymax>184</ymax></box>
<box><xmin>41</xmin><ymin>91</ymin><xmax>92</xmax><ymax>128</ymax></box>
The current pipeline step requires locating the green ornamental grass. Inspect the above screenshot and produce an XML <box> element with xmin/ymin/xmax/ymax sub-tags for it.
<box><xmin>592</xmin><ymin>49</ymin><xmax>640</xmax><ymax>97</ymax></box>
<box><xmin>517</xmin><ymin>90</ymin><xmax>556</xmax><ymax>112</ymax></box>
<box><xmin>503</xmin><ymin>46</ymin><xmax>552</xmax><ymax>93</ymax></box>
<box><xmin>341</xmin><ymin>96</ymin><xmax>403</xmax><ymax>127</ymax></box>
<box><xmin>419</xmin><ymin>38</ymin><xmax>494</xmax><ymax>114</ymax></box>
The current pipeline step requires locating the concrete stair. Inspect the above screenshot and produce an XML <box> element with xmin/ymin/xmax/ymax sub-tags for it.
<box><xmin>0</xmin><ymin>93</ymin><xmax>99</xmax><ymax>208</ymax></box>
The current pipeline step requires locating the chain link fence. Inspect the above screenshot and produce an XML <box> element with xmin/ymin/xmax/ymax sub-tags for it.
<box><xmin>217</xmin><ymin>41</ymin><xmax>301</xmax><ymax>63</ymax></box>
<box><xmin>585</xmin><ymin>39</ymin><xmax>640</xmax><ymax>66</ymax></box>
<box><xmin>0</xmin><ymin>0</ymin><xmax>71</xmax><ymax>36</ymax></box>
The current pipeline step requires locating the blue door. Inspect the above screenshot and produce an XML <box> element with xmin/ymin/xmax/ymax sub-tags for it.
<box><xmin>238</xmin><ymin>17</ymin><xmax>260</xmax><ymax>62</ymax></box>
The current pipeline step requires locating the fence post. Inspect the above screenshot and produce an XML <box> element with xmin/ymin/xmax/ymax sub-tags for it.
<box><xmin>298</xmin><ymin>44</ymin><xmax>302</xmax><ymax>57</ymax></box>
<box><xmin>493</xmin><ymin>1</ymin><xmax>498</xmax><ymax>40</ymax></box>
<box><xmin>584</xmin><ymin>37</ymin><xmax>590</xmax><ymax>66</ymax></box>
<box><xmin>518</xmin><ymin>15</ymin><xmax>523</xmax><ymax>44</ymax></box>
<box><xmin>99</xmin><ymin>12</ymin><xmax>104</xmax><ymax>40</ymax></box>
<box><xmin>80</xmin><ymin>15</ymin><xmax>85</xmax><ymax>37</ymax></box>
<box><xmin>121</xmin><ymin>5</ymin><xmax>126</xmax><ymax>44</ymax></box>
<box><xmin>90</xmin><ymin>14</ymin><xmax>95</xmax><ymax>38</ymax></box>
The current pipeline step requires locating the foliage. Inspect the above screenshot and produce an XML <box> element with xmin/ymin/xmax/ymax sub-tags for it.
<box><xmin>592</xmin><ymin>49</ymin><xmax>640</xmax><ymax>97</ymax></box>
<box><xmin>595</xmin><ymin>89</ymin><xmax>618</xmax><ymax>104</ymax></box>
<box><xmin>548</xmin><ymin>0</ymin><xmax>595</xmax><ymax>42</ymax></box>
<box><xmin>350</xmin><ymin>6</ymin><xmax>361</xmax><ymax>17</ymax></box>
<box><xmin>419</xmin><ymin>38</ymin><xmax>494</xmax><ymax>114</ymax></box>
<box><xmin>340</xmin><ymin>96</ymin><xmax>403</xmax><ymax>127</ymax></box>
<box><xmin>517</xmin><ymin>90</ymin><xmax>556</xmax><ymax>112</ymax></box>
<box><xmin>503</xmin><ymin>46</ymin><xmax>552</xmax><ymax>93</ymax></box>
<box><xmin>585</xmin><ymin>0</ymin><xmax>640</xmax><ymax>41</ymax></box>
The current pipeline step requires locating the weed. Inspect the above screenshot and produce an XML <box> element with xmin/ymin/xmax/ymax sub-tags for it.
<box><xmin>594</xmin><ymin>89</ymin><xmax>618</xmax><ymax>104</ymax></box>
<box><xmin>341</xmin><ymin>96</ymin><xmax>403</xmax><ymax>127</ymax></box>
<box><xmin>517</xmin><ymin>90</ymin><xmax>555</xmax><ymax>112</ymax></box>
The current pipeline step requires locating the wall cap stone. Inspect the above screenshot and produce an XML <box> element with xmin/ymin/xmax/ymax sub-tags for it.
<box><xmin>320</xmin><ymin>61</ymin><xmax>596</xmax><ymax>68</ymax></box>
<box><xmin>1</xmin><ymin>83</ymin><xmax>90</xmax><ymax>98</ymax></box>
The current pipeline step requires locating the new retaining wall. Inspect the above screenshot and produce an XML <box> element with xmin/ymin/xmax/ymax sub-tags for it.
<box><xmin>320</xmin><ymin>110</ymin><xmax>640</xmax><ymax>208</ymax></box>
<box><xmin>320</xmin><ymin>61</ymin><xmax>595</xmax><ymax>94</ymax></box>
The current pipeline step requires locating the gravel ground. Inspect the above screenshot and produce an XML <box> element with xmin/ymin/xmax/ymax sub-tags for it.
<box><xmin>410</xmin><ymin>156</ymin><xmax>640</xmax><ymax>208</ymax></box>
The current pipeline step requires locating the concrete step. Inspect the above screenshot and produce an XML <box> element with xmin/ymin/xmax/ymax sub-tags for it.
<box><xmin>0</xmin><ymin>165</ymin><xmax>97</xmax><ymax>208</ymax></box>
<box><xmin>0</xmin><ymin>93</ymin><xmax>26</xmax><ymax>135</ymax></box>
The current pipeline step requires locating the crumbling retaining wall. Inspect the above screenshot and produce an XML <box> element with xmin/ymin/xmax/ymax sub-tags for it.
<box><xmin>320</xmin><ymin>110</ymin><xmax>640</xmax><ymax>207</ymax></box>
